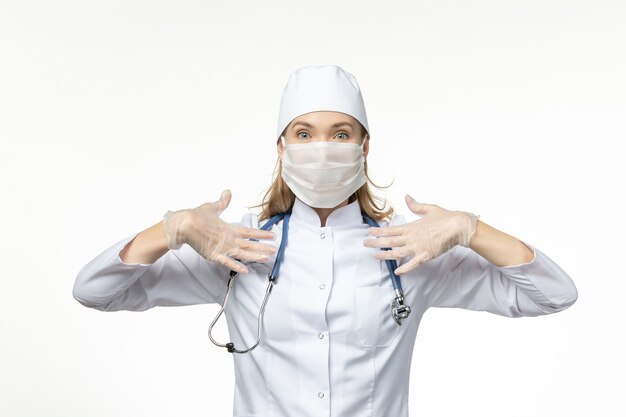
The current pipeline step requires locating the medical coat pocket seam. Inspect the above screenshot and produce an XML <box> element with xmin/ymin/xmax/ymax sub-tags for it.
<box><xmin>353</xmin><ymin>285</ymin><xmax>401</xmax><ymax>348</ymax></box>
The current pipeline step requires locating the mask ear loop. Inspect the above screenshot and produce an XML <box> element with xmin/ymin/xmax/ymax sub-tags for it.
<box><xmin>356</xmin><ymin>138</ymin><xmax>367</xmax><ymax>162</ymax></box>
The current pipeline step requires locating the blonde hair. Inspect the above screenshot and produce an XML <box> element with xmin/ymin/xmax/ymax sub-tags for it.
<box><xmin>248</xmin><ymin>123</ymin><xmax>395</xmax><ymax>224</ymax></box>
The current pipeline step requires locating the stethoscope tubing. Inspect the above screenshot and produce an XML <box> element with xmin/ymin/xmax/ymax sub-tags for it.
<box><xmin>208</xmin><ymin>209</ymin><xmax>411</xmax><ymax>354</ymax></box>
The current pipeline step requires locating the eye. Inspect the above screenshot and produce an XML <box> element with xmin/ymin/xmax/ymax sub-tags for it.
<box><xmin>297</xmin><ymin>131</ymin><xmax>311</xmax><ymax>140</ymax></box>
<box><xmin>336</xmin><ymin>132</ymin><xmax>349</xmax><ymax>140</ymax></box>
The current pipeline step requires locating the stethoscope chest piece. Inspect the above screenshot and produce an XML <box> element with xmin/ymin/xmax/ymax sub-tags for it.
<box><xmin>391</xmin><ymin>296</ymin><xmax>411</xmax><ymax>325</ymax></box>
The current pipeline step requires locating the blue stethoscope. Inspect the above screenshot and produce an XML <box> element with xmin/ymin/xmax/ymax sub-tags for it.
<box><xmin>208</xmin><ymin>210</ymin><xmax>411</xmax><ymax>354</ymax></box>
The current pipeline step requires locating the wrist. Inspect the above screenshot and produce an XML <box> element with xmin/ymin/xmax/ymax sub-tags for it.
<box><xmin>457</xmin><ymin>211</ymin><xmax>480</xmax><ymax>248</ymax></box>
<box><xmin>162</xmin><ymin>209</ymin><xmax>189</xmax><ymax>250</ymax></box>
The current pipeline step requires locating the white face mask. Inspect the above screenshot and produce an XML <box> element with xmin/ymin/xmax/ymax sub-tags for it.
<box><xmin>280</xmin><ymin>136</ymin><xmax>367</xmax><ymax>208</ymax></box>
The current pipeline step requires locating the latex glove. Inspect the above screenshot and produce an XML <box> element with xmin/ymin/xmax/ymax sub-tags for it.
<box><xmin>363</xmin><ymin>194</ymin><xmax>480</xmax><ymax>275</ymax></box>
<box><xmin>162</xmin><ymin>189</ymin><xmax>278</xmax><ymax>274</ymax></box>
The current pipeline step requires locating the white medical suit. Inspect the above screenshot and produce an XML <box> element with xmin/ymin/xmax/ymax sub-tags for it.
<box><xmin>73</xmin><ymin>196</ymin><xmax>578</xmax><ymax>417</ymax></box>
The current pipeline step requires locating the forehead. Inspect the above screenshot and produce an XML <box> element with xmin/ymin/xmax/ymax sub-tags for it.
<box><xmin>289</xmin><ymin>111</ymin><xmax>357</xmax><ymax>128</ymax></box>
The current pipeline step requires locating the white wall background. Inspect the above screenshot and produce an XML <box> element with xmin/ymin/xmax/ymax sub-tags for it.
<box><xmin>1</xmin><ymin>0</ymin><xmax>624</xmax><ymax>416</ymax></box>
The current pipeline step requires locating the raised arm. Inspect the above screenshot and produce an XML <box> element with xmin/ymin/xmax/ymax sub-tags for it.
<box><xmin>72</xmin><ymin>222</ymin><xmax>232</xmax><ymax>312</ymax></box>
<box><xmin>364</xmin><ymin>196</ymin><xmax>578</xmax><ymax>317</ymax></box>
<box><xmin>72</xmin><ymin>190</ymin><xmax>277</xmax><ymax>312</ymax></box>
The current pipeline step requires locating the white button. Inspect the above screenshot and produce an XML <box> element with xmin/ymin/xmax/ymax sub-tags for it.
<box><xmin>318</xmin><ymin>332</ymin><xmax>324</xmax><ymax>339</ymax></box>
<box><xmin>320</xmin><ymin>232</ymin><xmax>326</xmax><ymax>239</ymax></box>
<box><xmin>318</xmin><ymin>392</ymin><xmax>325</xmax><ymax>398</ymax></box>
<box><xmin>319</xmin><ymin>284</ymin><xmax>326</xmax><ymax>290</ymax></box>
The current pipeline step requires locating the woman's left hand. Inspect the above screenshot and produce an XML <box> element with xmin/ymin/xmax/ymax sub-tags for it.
<box><xmin>363</xmin><ymin>195</ymin><xmax>480</xmax><ymax>275</ymax></box>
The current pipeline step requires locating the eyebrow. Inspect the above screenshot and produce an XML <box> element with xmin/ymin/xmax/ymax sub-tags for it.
<box><xmin>291</xmin><ymin>121</ymin><xmax>354</xmax><ymax>130</ymax></box>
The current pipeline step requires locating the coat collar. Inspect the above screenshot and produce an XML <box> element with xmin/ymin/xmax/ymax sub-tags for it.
<box><xmin>290</xmin><ymin>196</ymin><xmax>364</xmax><ymax>228</ymax></box>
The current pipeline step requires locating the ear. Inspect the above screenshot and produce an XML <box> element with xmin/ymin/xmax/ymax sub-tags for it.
<box><xmin>277</xmin><ymin>136</ymin><xmax>283</xmax><ymax>160</ymax></box>
<box><xmin>363</xmin><ymin>136</ymin><xmax>369</xmax><ymax>159</ymax></box>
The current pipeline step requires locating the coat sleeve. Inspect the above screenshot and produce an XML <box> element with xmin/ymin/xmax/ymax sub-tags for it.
<box><xmin>418</xmin><ymin>242</ymin><xmax>578</xmax><ymax>317</ymax></box>
<box><xmin>386</xmin><ymin>213</ymin><xmax>578</xmax><ymax>318</ymax></box>
<box><xmin>71</xmin><ymin>218</ymin><xmax>245</xmax><ymax>312</ymax></box>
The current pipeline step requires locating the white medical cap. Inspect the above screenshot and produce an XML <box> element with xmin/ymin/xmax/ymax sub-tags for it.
<box><xmin>276</xmin><ymin>65</ymin><xmax>370</xmax><ymax>142</ymax></box>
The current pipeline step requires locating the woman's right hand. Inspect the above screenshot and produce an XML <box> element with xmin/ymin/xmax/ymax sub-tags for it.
<box><xmin>162</xmin><ymin>189</ymin><xmax>278</xmax><ymax>274</ymax></box>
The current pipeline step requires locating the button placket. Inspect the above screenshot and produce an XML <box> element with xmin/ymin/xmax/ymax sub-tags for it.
<box><xmin>313</xmin><ymin>227</ymin><xmax>330</xmax><ymax>407</ymax></box>
<box><xmin>318</xmin><ymin>229</ymin><xmax>330</xmax><ymax>295</ymax></box>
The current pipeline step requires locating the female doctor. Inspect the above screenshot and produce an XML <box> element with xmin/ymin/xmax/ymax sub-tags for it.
<box><xmin>73</xmin><ymin>65</ymin><xmax>579</xmax><ymax>417</ymax></box>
